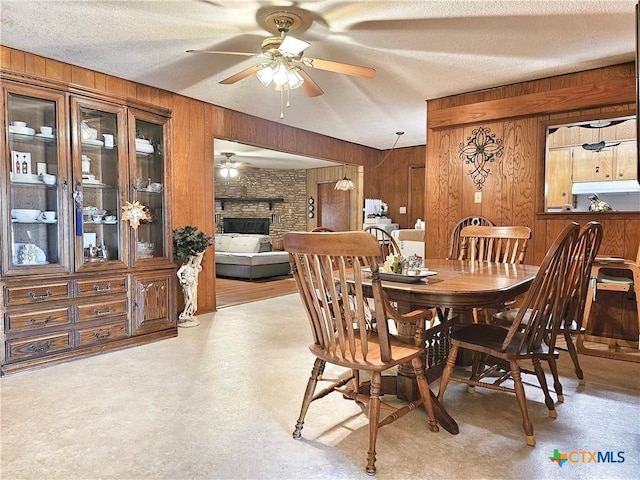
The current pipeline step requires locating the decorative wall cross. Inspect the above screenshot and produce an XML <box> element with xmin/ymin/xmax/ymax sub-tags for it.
<box><xmin>458</xmin><ymin>126</ymin><xmax>504</xmax><ymax>190</ymax></box>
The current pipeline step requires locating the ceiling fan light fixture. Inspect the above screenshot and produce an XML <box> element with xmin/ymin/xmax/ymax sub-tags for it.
<box><xmin>256</xmin><ymin>66</ymin><xmax>274</xmax><ymax>86</ymax></box>
<box><xmin>287</xmin><ymin>67</ymin><xmax>304</xmax><ymax>89</ymax></box>
<box><xmin>279</xmin><ymin>35</ymin><xmax>310</xmax><ymax>56</ymax></box>
<box><xmin>271</xmin><ymin>62</ymin><xmax>289</xmax><ymax>86</ymax></box>
<box><xmin>228</xmin><ymin>166</ymin><xmax>239</xmax><ymax>178</ymax></box>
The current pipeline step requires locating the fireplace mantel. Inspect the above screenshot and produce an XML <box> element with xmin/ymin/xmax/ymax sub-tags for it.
<box><xmin>215</xmin><ymin>197</ymin><xmax>284</xmax><ymax>210</ymax></box>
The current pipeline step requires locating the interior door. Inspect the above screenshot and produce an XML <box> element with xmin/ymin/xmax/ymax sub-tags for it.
<box><xmin>408</xmin><ymin>165</ymin><xmax>425</xmax><ymax>226</ymax></box>
<box><xmin>317</xmin><ymin>181</ymin><xmax>350</xmax><ymax>231</ymax></box>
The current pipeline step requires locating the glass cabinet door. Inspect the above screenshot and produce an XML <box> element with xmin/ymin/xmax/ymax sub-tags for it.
<box><xmin>70</xmin><ymin>97</ymin><xmax>128</xmax><ymax>271</ymax></box>
<box><xmin>2</xmin><ymin>84</ymin><xmax>69</xmax><ymax>274</ymax></box>
<box><xmin>129</xmin><ymin>109</ymin><xmax>170</xmax><ymax>265</ymax></box>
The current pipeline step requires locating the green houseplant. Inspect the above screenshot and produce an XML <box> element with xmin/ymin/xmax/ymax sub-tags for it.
<box><xmin>173</xmin><ymin>225</ymin><xmax>214</xmax><ymax>263</ymax></box>
<box><xmin>172</xmin><ymin>226</ymin><xmax>214</xmax><ymax>327</ymax></box>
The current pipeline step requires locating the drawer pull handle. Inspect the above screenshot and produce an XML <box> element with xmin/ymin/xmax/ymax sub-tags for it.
<box><xmin>27</xmin><ymin>341</ymin><xmax>52</xmax><ymax>353</ymax></box>
<box><xmin>30</xmin><ymin>316</ymin><xmax>52</xmax><ymax>327</ymax></box>
<box><xmin>93</xmin><ymin>307</ymin><xmax>112</xmax><ymax>317</ymax></box>
<box><xmin>93</xmin><ymin>283</ymin><xmax>112</xmax><ymax>292</ymax></box>
<box><xmin>95</xmin><ymin>330</ymin><xmax>112</xmax><ymax>340</ymax></box>
<box><xmin>29</xmin><ymin>290</ymin><xmax>51</xmax><ymax>301</ymax></box>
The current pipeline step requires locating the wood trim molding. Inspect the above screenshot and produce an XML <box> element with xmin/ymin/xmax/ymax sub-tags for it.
<box><xmin>0</xmin><ymin>69</ymin><xmax>171</xmax><ymax>117</ymax></box>
<box><xmin>428</xmin><ymin>77</ymin><xmax>637</xmax><ymax>130</ymax></box>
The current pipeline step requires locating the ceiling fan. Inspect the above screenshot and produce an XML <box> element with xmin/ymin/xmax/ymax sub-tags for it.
<box><xmin>187</xmin><ymin>10</ymin><xmax>375</xmax><ymax>117</ymax></box>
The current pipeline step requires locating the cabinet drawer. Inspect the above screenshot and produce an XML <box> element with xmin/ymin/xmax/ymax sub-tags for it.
<box><xmin>5</xmin><ymin>307</ymin><xmax>72</xmax><ymax>333</ymax></box>
<box><xmin>4</xmin><ymin>282</ymin><xmax>72</xmax><ymax>307</ymax></box>
<box><xmin>6</xmin><ymin>332</ymin><xmax>73</xmax><ymax>362</ymax></box>
<box><xmin>77</xmin><ymin>298</ymin><xmax>127</xmax><ymax>322</ymax></box>
<box><xmin>75</xmin><ymin>277</ymin><xmax>127</xmax><ymax>298</ymax></box>
<box><xmin>77</xmin><ymin>320</ymin><xmax>128</xmax><ymax>347</ymax></box>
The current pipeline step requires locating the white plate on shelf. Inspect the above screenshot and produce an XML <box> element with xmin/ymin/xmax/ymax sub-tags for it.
<box><xmin>12</xmin><ymin>243</ymin><xmax>48</xmax><ymax>265</ymax></box>
<box><xmin>135</xmin><ymin>144</ymin><xmax>154</xmax><ymax>154</ymax></box>
<box><xmin>82</xmin><ymin>179</ymin><xmax>106</xmax><ymax>186</ymax></box>
<box><xmin>82</xmin><ymin>139</ymin><xmax>104</xmax><ymax>146</ymax></box>
<box><xmin>9</xmin><ymin>126</ymin><xmax>36</xmax><ymax>135</ymax></box>
<box><xmin>10</xmin><ymin>173</ymin><xmax>42</xmax><ymax>184</ymax></box>
<box><xmin>35</xmin><ymin>133</ymin><xmax>55</xmax><ymax>139</ymax></box>
<box><xmin>37</xmin><ymin>219</ymin><xmax>57</xmax><ymax>224</ymax></box>
<box><xmin>102</xmin><ymin>220</ymin><xmax>118</xmax><ymax>225</ymax></box>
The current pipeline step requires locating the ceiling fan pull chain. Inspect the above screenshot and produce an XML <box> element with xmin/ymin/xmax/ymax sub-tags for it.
<box><xmin>286</xmin><ymin>88</ymin><xmax>291</xmax><ymax>108</ymax></box>
<box><xmin>280</xmin><ymin>89</ymin><xmax>284</xmax><ymax>119</ymax></box>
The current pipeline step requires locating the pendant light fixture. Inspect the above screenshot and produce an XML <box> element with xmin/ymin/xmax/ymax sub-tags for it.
<box><xmin>334</xmin><ymin>164</ymin><xmax>355</xmax><ymax>191</ymax></box>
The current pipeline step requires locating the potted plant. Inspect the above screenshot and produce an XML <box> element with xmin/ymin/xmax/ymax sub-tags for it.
<box><xmin>173</xmin><ymin>226</ymin><xmax>214</xmax><ymax>327</ymax></box>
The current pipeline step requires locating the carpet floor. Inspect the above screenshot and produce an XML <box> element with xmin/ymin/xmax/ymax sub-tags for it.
<box><xmin>1</xmin><ymin>293</ymin><xmax>638</xmax><ymax>479</ymax></box>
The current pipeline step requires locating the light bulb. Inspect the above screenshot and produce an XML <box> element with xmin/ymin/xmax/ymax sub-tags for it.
<box><xmin>229</xmin><ymin>167</ymin><xmax>239</xmax><ymax>178</ymax></box>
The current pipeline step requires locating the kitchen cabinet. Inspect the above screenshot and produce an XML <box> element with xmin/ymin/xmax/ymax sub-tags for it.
<box><xmin>546</xmin><ymin>148</ymin><xmax>574</xmax><ymax>208</ymax></box>
<box><xmin>1</xmin><ymin>76</ymin><xmax>176</xmax><ymax>376</ymax></box>
<box><xmin>572</xmin><ymin>148</ymin><xmax>614</xmax><ymax>182</ymax></box>
<box><xmin>614</xmin><ymin>142</ymin><xmax>638</xmax><ymax>180</ymax></box>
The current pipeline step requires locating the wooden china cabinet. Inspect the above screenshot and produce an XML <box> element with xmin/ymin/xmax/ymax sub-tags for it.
<box><xmin>0</xmin><ymin>73</ymin><xmax>176</xmax><ymax>376</ymax></box>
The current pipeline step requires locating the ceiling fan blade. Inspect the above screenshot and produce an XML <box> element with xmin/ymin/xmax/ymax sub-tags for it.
<box><xmin>303</xmin><ymin>57</ymin><xmax>375</xmax><ymax>79</ymax></box>
<box><xmin>186</xmin><ymin>49</ymin><xmax>257</xmax><ymax>57</ymax></box>
<box><xmin>219</xmin><ymin>65</ymin><xmax>262</xmax><ymax>84</ymax></box>
<box><xmin>297</xmin><ymin>69</ymin><xmax>324</xmax><ymax>97</ymax></box>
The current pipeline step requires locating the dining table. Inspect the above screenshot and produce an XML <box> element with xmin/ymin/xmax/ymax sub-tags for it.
<box><xmin>350</xmin><ymin>258</ymin><xmax>539</xmax><ymax>435</ymax></box>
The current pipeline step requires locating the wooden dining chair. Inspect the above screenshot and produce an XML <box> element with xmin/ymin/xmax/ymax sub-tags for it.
<box><xmin>437</xmin><ymin>222</ymin><xmax>580</xmax><ymax>446</ymax></box>
<box><xmin>457</xmin><ymin>225</ymin><xmax>532</xmax><ymax>322</ymax></box>
<box><xmin>364</xmin><ymin>226</ymin><xmax>402</xmax><ymax>260</ymax></box>
<box><xmin>458</xmin><ymin>225</ymin><xmax>531</xmax><ymax>264</ymax></box>
<box><xmin>284</xmin><ymin>231</ymin><xmax>439</xmax><ymax>475</ymax></box>
<box><xmin>447</xmin><ymin>216</ymin><xmax>494</xmax><ymax>260</ymax></box>
<box><xmin>493</xmin><ymin>222</ymin><xmax>603</xmax><ymax>400</ymax></box>
<box><xmin>311</xmin><ymin>226</ymin><xmax>335</xmax><ymax>232</ymax></box>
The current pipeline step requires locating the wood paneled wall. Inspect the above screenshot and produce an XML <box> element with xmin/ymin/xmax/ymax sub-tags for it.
<box><xmin>424</xmin><ymin>63</ymin><xmax>640</xmax><ymax>265</ymax></box>
<box><xmin>365</xmin><ymin>145</ymin><xmax>427</xmax><ymax>229</ymax></box>
<box><xmin>1</xmin><ymin>46</ymin><xmax>381</xmax><ymax>314</ymax></box>
<box><xmin>3</xmin><ymin>46</ymin><xmax>638</xmax><ymax>313</ymax></box>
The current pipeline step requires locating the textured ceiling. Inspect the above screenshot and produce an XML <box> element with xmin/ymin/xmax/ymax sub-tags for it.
<box><xmin>1</xmin><ymin>0</ymin><xmax>637</xmax><ymax>159</ymax></box>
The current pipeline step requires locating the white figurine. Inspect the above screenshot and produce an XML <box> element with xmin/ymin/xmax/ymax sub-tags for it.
<box><xmin>176</xmin><ymin>252</ymin><xmax>204</xmax><ymax>327</ymax></box>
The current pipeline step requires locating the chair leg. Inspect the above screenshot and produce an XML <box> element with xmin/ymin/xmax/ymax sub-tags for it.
<box><xmin>509</xmin><ymin>360</ymin><xmax>536</xmax><ymax>446</ymax></box>
<box><xmin>437</xmin><ymin>344</ymin><xmax>459</xmax><ymax>402</ymax></box>
<box><xmin>564</xmin><ymin>330</ymin><xmax>584</xmax><ymax>386</ymax></box>
<box><xmin>366</xmin><ymin>371</ymin><xmax>382</xmax><ymax>476</ymax></box>
<box><xmin>532</xmin><ymin>358</ymin><xmax>557</xmax><ymax>418</ymax></box>
<box><xmin>411</xmin><ymin>357</ymin><xmax>439</xmax><ymax>432</ymax></box>
<box><xmin>293</xmin><ymin>358</ymin><xmax>324</xmax><ymax>439</ymax></box>
<box><xmin>546</xmin><ymin>354</ymin><xmax>564</xmax><ymax>402</ymax></box>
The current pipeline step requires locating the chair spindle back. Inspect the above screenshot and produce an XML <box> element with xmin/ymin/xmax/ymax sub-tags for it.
<box><xmin>459</xmin><ymin>225</ymin><xmax>531</xmax><ymax>264</ymax></box>
<box><xmin>284</xmin><ymin>231</ymin><xmax>394</xmax><ymax>364</ymax></box>
<box><xmin>502</xmin><ymin>223</ymin><xmax>579</xmax><ymax>353</ymax></box>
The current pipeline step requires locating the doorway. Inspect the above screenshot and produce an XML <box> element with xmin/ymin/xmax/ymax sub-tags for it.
<box><xmin>408</xmin><ymin>165</ymin><xmax>426</xmax><ymax>226</ymax></box>
<box><xmin>317</xmin><ymin>181</ymin><xmax>350</xmax><ymax>231</ymax></box>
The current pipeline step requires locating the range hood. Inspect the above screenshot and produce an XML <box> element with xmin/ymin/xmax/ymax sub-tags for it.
<box><xmin>571</xmin><ymin>180</ymin><xmax>640</xmax><ymax>195</ymax></box>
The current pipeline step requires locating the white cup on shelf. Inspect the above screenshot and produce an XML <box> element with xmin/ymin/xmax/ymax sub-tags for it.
<box><xmin>103</xmin><ymin>134</ymin><xmax>114</xmax><ymax>148</ymax></box>
<box><xmin>40</xmin><ymin>126</ymin><xmax>53</xmax><ymax>136</ymax></box>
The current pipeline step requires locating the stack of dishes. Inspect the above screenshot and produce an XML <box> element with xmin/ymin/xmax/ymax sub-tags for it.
<box><xmin>9</xmin><ymin>121</ymin><xmax>35</xmax><ymax>136</ymax></box>
<box><xmin>135</xmin><ymin>138</ymin><xmax>154</xmax><ymax>154</ymax></box>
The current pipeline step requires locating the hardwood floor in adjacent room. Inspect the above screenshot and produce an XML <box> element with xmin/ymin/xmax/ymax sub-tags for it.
<box><xmin>215</xmin><ymin>275</ymin><xmax>297</xmax><ymax>308</ymax></box>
